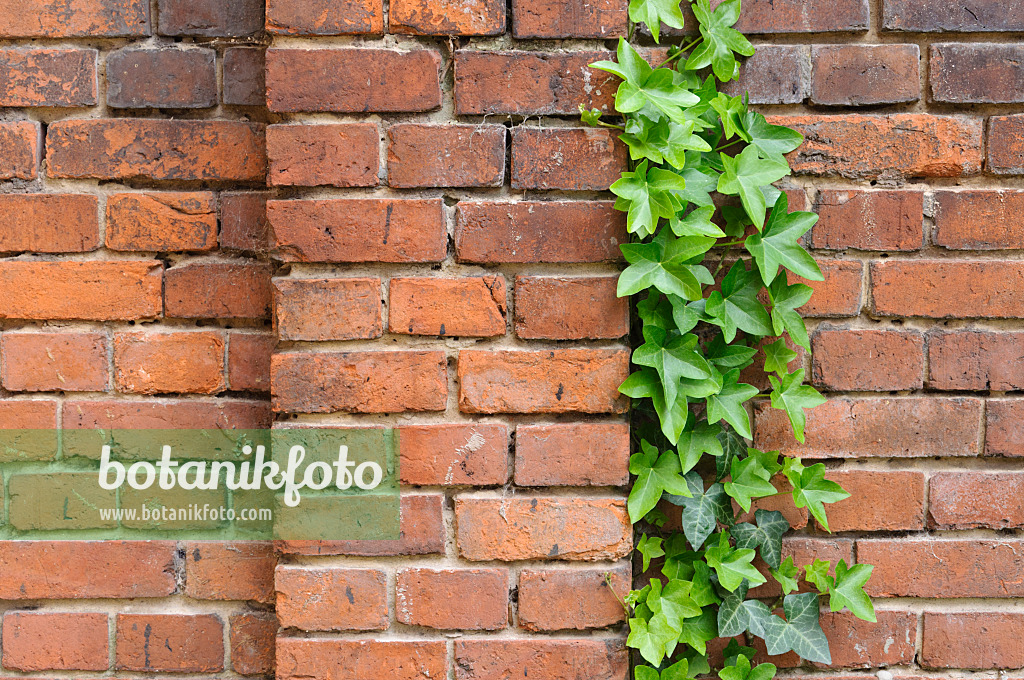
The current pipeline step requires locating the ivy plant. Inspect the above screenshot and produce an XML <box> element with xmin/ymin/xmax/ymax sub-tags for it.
<box><xmin>582</xmin><ymin>0</ymin><xmax>875</xmax><ymax>675</ymax></box>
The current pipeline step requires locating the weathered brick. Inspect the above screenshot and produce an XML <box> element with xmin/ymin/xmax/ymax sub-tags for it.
<box><xmin>389</xmin><ymin>276</ymin><xmax>506</xmax><ymax>337</ymax></box>
<box><xmin>984</xmin><ymin>400</ymin><xmax>1024</xmax><ymax>455</ymax></box>
<box><xmin>184</xmin><ymin>542</ymin><xmax>275</xmax><ymax>603</ymax></box>
<box><xmin>2</xmin><ymin>332</ymin><xmax>108</xmax><ymax>392</ymax></box>
<box><xmin>922</xmin><ymin>613</ymin><xmax>1024</xmax><ymax>669</ymax></box>
<box><xmin>929</xmin><ymin>330</ymin><xmax>1024</xmax><ymax>390</ymax></box>
<box><xmin>0</xmin><ymin>121</ymin><xmax>39</xmax><ymax>179</ymax></box>
<box><xmin>229</xmin><ymin>612</ymin><xmax>276</xmax><ymax>675</ymax></box>
<box><xmin>397</xmin><ymin>568</ymin><xmax>508</xmax><ymax>630</ymax></box>
<box><xmin>773</xmin><ymin>114</ymin><xmax>983</xmax><ymax>179</ymax></box>
<box><xmin>0</xmin><ymin>194</ymin><xmax>99</xmax><ymax>253</ymax></box>
<box><xmin>789</xmin><ymin>260</ymin><xmax>864</xmax><ymax>317</ymax></box>
<box><xmin>2</xmin><ymin>612</ymin><xmax>109</xmax><ymax>671</ymax></box>
<box><xmin>929</xmin><ymin>472</ymin><xmax>1024</xmax><ymax>529</ymax></box>
<box><xmin>511</xmin><ymin>128</ymin><xmax>626</xmax><ymax>190</ymax></box>
<box><xmin>459</xmin><ymin>349</ymin><xmax>629</xmax><ymax>414</ymax></box>
<box><xmin>935</xmin><ymin>190</ymin><xmax>1024</xmax><ymax>249</ymax></box>
<box><xmin>277</xmin><ymin>639</ymin><xmax>446</xmax><ymax>680</ymax></box>
<box><xmin>812</xmin><ymin>190</ymin><xmax>923</xmax><ymax>251</ymax></box>
<box><xmin>267</xmin><ymin>48</ymin><xmax>440</xmax><ymax>112</ymax></box>
<box><xmin>511</xmin><ymin>0</ymin><xmax>626</xmax><ymax>38</ymax></box>
<box><xmin>227</xmin><ymin>332</ymin><xmax>274</xmax><ymax>392</ymax></box>
<box><xmin>388</xmin><ymin>123</ymin><xmax>505</xmax><ymax>188</ymax></box>
<box><xmin>859</xmin><ymin>539</ymin><xmax>1024</xmax><ymax>597</ymax></box>
<box><xmin>272</xmin><ymin>351</ymin><xmax>447</xmax><ymax>413</ymax></box>
<box><xmin>164</xmin><ymin>262</ymin><xmax>272</xmax><ymax>319</ymax></box>
<box><xmin>268</xmin><ymin>123</ymin><xmax>379</xmax><ymax>187</ymax></box>
<box><xmin>266</xmin><ymin>0</ymin><xmax>383</xmax><ymax>34</ymax></box>
<box><xmin>883</xmin><ymin>0</ymin><xmax>1024</xmax><ymax>31</ymax></box>
<box><xmin>221</xmin><ymin>191</ymin><xmax>270</xmax><ymax>253</ymax></box>
<box><xmin>755</xmin><ymin>397</ymin><xmax>983</xmax><ymax>458</ymax></box>
<box><xmin>0</xmin><ymin>0</ymin><xmax>150</xmax><ymax>37</ymax></box>
<box><xmin>518</xmin><ymin>564</ymin><xmax>629</xmax><ymax>631</ymax></box>
<box><xmin>274</xmin><ymin>278</ymin><xmax>382</xmax><ymax>341</ymax></box>
<box><xmin>113</xmin><ymin>331</ymin><xmax>225</xmax><ymax>395</ymax></box>
<box><xmin>157</xmin><ymin>0</ymin><xmax>263</xmax><ymax>36</ymax></box>
<box><xmin>0</xmin><ymin>261</ymin><xmax>161</xmax><ymax>321</ymax></box>
<box><xmin>276</xmin><ymin>566</ymin><xmax>388</xmax><ymax>631</ymax></box>
<box><xmin>988</xmin><ymin>115</ymin><xmax>1024</xmax><ymax>174</ymax></box>
<box><xmin>514</xmin><ymin>423</ymin><xmax>629</xmax><ymax>486</ymax></box>
<box><xmin>820</xmin><ymin>470</ymin><xmax>926</xmax><ymax>531</ymax></box>
<box><xmin>456</xmin><ymin>201</ymin><xmax>626</xmax><ymax>263</ymax></box>
<box><xmin>722</xmin><ymin>45</ymin><xmax>807</xmax><ymax>104</ymax></box>
<box><xmin>454</xmin><ymin>640</ymin><xmax>628</xmax><ymax>680</ymax></box>
<box><xmin>0</xmin><ymin>49</ymin><xmax>96</xmax><ymax>107</ymax></box>
<box><xmin>515</xmin><ymin>276</ymin><xmax>628</xmax><ymax>340</ymax></box>
<box><xmin>811</xmin><ymin>329</ymin><xmax>924</xmax><ymax>391</ymax></box>
<box><xmin>106</xmin><ymin>47</ymin><xmax>216</xmax><ymax>108</ymax></box>
<box><xmin>116</xmin><ymin>614</ymin><xmax>223</xmax><ymax>672</ymax></box>
<box><xmin>726</xmin><ymin>0</ymin><xmax>869</xmax><ymax>33</ymax></box>
<box><xmin>223</xmin><ymin>47</ymin><xmax>265</xmax><ymax>106</ymax></box>
<box><xmin>872</xmin><ymin>260</ymin><xmax>1024</xmax><ymax>318</ymax></box>
<box><xmin>931</xmin><ymin>44</ymin><xmax>1024</xmax><ymax>103</ymax></box>
<box><xmin>399</xmin><ymin>424</ymin><xmax>508</xmax><ymax>485</ymax></box>
<box><xmin>390</xmin><ymin>0</ymin><xmax>504</xmax><ymax>35</ymax></box>
<box><xmin>811</xmin><ymin>45</ymin><xmax>920</xmax><ymax>106</ymax></box>
<box><xmin>819</xmin><ymin>611</ymin><xmax>917</xmax><ymax>668</ymax></box>
<box><xmin>269</xmin><ymin>198</ymin><xmax>446</xmax><ymax>263</ymax></box>
<box><xmin>63</xmin><ymin>398</ymin><xmax>271</xmax><ymax>430</ymax></box>
<box><xmin>106</xmin><ymin>192</ymin><xmax>217</xmax><ymax>252</ymax></box>
<box><xmin>455</xmin><ymin>497</ymin><xmax>631</xmax><ymax>561</ymax></box>
<box><xmin>46</xmin><ymin>119</ymin><xmax>266</xmax><ymax>181</ymax></box>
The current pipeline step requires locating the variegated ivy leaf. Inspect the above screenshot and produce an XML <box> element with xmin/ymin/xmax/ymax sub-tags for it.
<box><xmin>762</xmin><ymin>592</ymin><xmax>831</xmax><ymax>664</ymax></box>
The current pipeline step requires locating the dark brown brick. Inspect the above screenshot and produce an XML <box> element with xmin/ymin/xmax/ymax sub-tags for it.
<box><xmin>722</xmin><ymin>45</ymin><xmax>807</xmax><ymax>105</ymax></box>
<box><xmin>157</xmin><ymin>0</ymin><xmax>263</xmax><ymax>36</ymax></box>
<box><xmin>883</xmin><ymin>0</ymin><xmax>1024</xmax><ymax>31</ymax></box>
<box><xmin>811</xmin><ymin>44</ymin><xmax>920</xmax><ymax>106</ymax></box>
<box><xmin>223</xmin><ymin>47</ymin><xmax>265</xmax><ymax>106</ymax></box>
<box><xmin>106</xmin><ymin>47</ymin><xmax>216</xmax><ymax>108</ymax></box>
<box><xmin>932</xmin><ymin>44</ymin><xmax>1024</xmax><ymax>103</ymax></box>
<box><xmin>989</xmin><ymin>115</ymin><xmax>1024</xmax><ymax>175</ymax></box>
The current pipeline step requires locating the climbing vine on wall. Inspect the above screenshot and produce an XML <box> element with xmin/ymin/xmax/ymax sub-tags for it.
<box><xmin>581</xmin><ymin>0</ymin><xmax>876</xmax><ymax>675</ymax></box>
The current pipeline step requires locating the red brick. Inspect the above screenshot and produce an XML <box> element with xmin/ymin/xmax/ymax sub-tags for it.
<box><xmin>935</xmin><ymin>190</ymin><xmax>1024</xmax><ymax>249</ymax></box>
<box><xmin>106</xmin><ymin>192</ymin><xmax>217</xmax><ymax>252</ymax></box>
<box><xmin>515</xmin><ymin>276</ymin><xmax>629</xmax><ymax>340</ymax></box>
<box><xmin>454</xmin><ymin>640</ymin><xmax>628</xmax><ymax>680</ymax></box>
<box><xmin>46</xmin><ymin>119</ymin><xmax>265</xmax><ymax>181</ymax></box>
<box><xmin>820</xmin><ymin>470</ymin><xmax>926</xmax><ymax>531</ymax></box>
<box><xmin>455</xmin><ymin>497</ymin><xmax>631</xmax><ymax>561</ymax></box>
<box><xmin>931</xmin><ymin>43</ymin><xmax>1024</xmax><ymax>103</ymax></box>
<box><xmin>755</xmin><ymin>397</ymin><xmax>982</xmax><ymax>458</ymax></box>
<box><xmin>274</xmin><ymin>277</ymin><xmax>382</xmax><ymax>341</ymax></box>
<box><xmin>988</xmin><ymin>400</ymin><xmax>1024</xmax><ymax>456</ymax></box>
<box><xmin>269</xmin><ymin>198</ymin><xmax>446</xmax><ymax>263</ymax></box>
<box><xmin>929</xmin><ymin>330</ymin><xmax>1024</xmax><ymax>390</ymax></box>
<box><xmin>511</xmin><ymin>128</ymin><xmax>625</xmax><ymax>191</ymax></box>
<box><xmin>157</xmin><ymin>0</ymin><xmax>263</xmax><ymax>36</ymax></box>
<box><xmin>221</xmin><ymin>191</ymin><xmax>270</xmax><ymax>253</ymax></box>
<box><xmin>399</xmin><ymin>424</ymin><xmax>508</xmax><ymax>485</ymax></box>
<box><xmin>267</xmin><ymin>48</ymin><xmax>440</xmax><ymax>113</ymax></box>
<box><xmin>277</xmin><ymin>639</ymin><xmax>446</xmax><ymax>680</ymax></box>
<box><xmin>389</xmin><ymin>276</ymin><xmax>506</xmax><ymax>337</ymax></box>
<box><xmin>722</xmin><ymin>45</ymin><xmax>807</xmax><ymax>105</ymax></box>
<box><xmin>819</xmin><ymin>611</ymin><xmax>917</xmax><ymax>668</ymax></box>
<box><xmin>773</xmin><ymin>114</ymin><xmax>983</xmax><ymax>179</ymax></box>
<box><xmin>518</xmin><ymin>564</ymin><xmax>629</xmax><ymax>631</ymax></box>
<box><xmin>106</xmin><ymin>47</ymin><xmax>216</xmax><ymax>108</ymax></box>
<box><xmin>922</xmin><ymin>613</ymin><xmax>1024</xmax><ymax>669</ymax></box>
<box><xmin>811</xmin><ymin>45</ymin><xmax>920</xmax><ymax>106</ymax></box>
<box><xmin>116</xmin><ymin>614</ymin><xmax>223</xmax><ymax>672</ymax></box>
<box><xmin>113</xmin><ymin>331</ymin><xmax>225</xmax><ymax>395</ymax></box>
<box><xmin>164</xmin><ymin>262</ymin><xmax>272</xmax><ymax>319</ymax></box>
<box><xmin>789</xmin><ymin>260</ymin><xmax>863</xmax><ymax>317</ymax></box>
<box><xmin>0</xmin><ymin>0</ymin><xmax>150</xmax><ymax>37</ymax></box>
<box><xmin>459</xmin><ymin>349</ymin><xmax>629</xmax><ymax>414</ymax></box>
<box><xmin>456</xmin><ymin>201</ymin><xmax>626</xmax><ymax>263</ymax></box>
<box><xmin>811</xmin><ymin>329</ymin><xmax>923</xmax><ymax>391</ymax></box>
<box><xmin>388</xmin><ymin>123</ymin><xmax>504</xmax><ymax>188</ymax></box>
<box><xmin>184</xmin><ymin>542</ymin><xmax>274</xmax><ymax>603</ymax></box>
<box><xmin>0</xmin><ymin>49</ymin><xmax>96</xmax><ymax>107</ymax></box>
<box><xmin>390</xmin><ymin>0</ymin><xmax>504</xmax><ymax>35</ymax></box>
<box><xmin>812</xmin><ymin>190</ymin><xmax>923</xmax><ymax>251</ymax></box>
<box><xmin>223</xmin><ymin>47</ymin><xmax>264</xmax><ymax>106</ymax></box>
<box><xmin>227</xmin><ymin>332</ymin><xmax>274</xmax><ymax>392</ymax></box>
<box><xmin>0</xmin><ymin>541</ymin><xmax>175</xmax><ymax>598</ymax></box>
<box><xmin>268</xmin><ymin>123</ymin><xmax>379</xmax><ymax>187</ymax></box>
<box><xmin>0</xmin><ymin>121</ymin><xmax>40</xmax><ymax>179</ymax></box>
<box><xmin>883</xmin><ymin>0</ymin><xmax>1024</xmax><ymax>32</ymax></box>
<box><xmin>511</xmin><ymin>0</ymin><xmax>626</xmax><ymax>38</ymax></box>
<box><xmin>0</xmin><ymin>260</ymin><xmax>161</xmax><ymax>321</ymax></box>
<box><xmin>229</xmin><ymin>612</ymin><xmax>276</xmax><ymax>675</ymax></box>
<box><xmin>64</xmin><ymin>399</ymin><xmax>271</xmax><ymax>430</ymax></box>
<box><xmin>276</xmin><ymin>566</ymin><xmax>388</xmax><ymax>631</ymax></box>
<box><xmin>2</xmin><ymin>612</ymin><xmax>109</xmax><ymax>671</ymax></box>
<box><xmin>2</xmin><ymin>332</ymin><xmax>108</xmax><ymax>392</ymax></box>
<box><xmin>929</xmin><ymin>472</ymin><xmax>1024</xmax><ymax>529</ymax></box>
<box><xmin>988</xmin><ymin>115</ymin><xmax>1024</xmax><ymax>174</ymax></box>
<box><xmin>723</xmin><ymin>0</ymin><xmax>868</xmax><ymax>33</ymax></box>
<box><xmin>272</xmin><ymin>351</ymin><xmax>447</xmax><ymax>414</ymax></box>
<box><xmin>397</xmin><ymin>568</ymin><xmax>508</xmax><ymax>630</ymax></box>
<box><xmin>0</xmin><ymin>194</ymin><xmax>99</xmax><ymax>253</ymax></box>
<box><xmin>514</xmin><ymin>423</ymin><xmax>629</xmax><ymax>486</ymax></box>
<box><xmin>859</xmin><ymin>539</ymin><xmax>1024</xmax><ymax>597</ymax></box>
<box><xmin>872</xmin><ymin>260</ymin><xmax>1024</xmax><ymax>318</ymax></box>
<box><xmin>266</xmin><ymin>0</ymin><xmax>383</xmax><ymax>34</ymax></box>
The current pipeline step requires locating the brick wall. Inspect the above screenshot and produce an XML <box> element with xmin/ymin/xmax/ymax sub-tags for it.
<box><xmin>1</xmin><ymin>0</ymin><xmax>1024</xmax><ymax>676</ymax></box>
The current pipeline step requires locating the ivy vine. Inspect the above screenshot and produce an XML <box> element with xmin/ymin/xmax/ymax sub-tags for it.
<box><xmin>581</xmin><ymin>0</ymin><xmax>876</xmax><ymax>675</ymax></box>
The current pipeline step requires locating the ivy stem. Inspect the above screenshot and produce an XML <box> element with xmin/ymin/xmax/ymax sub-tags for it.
<box><xmin>713</xmin><ymin>245</ymin><xmax>734</xmax><ymax>276</ymax></box>
<box><xmin>656</xmin><ymin>38</ymin><xmax>700</xmax><ymax>69</ymax></box>
<box><xmin>714</xmin><ymin>139</ymin><xmax>743</xmax><ymax>153</ymax></box>
<box><xmin>605</xmin><ymin>572</ymin><xmax>630</xmax><ymax>613</ymax></box>
<box><xmin>716</xmin><ymin>239</ymin><xmax>745</xmax><ymax>247</ymax></box>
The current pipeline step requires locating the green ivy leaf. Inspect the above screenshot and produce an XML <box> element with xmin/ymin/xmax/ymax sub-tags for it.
<box><xmin>612</xmin><ymin>159</ymin><xmax>688</xmax><ymax>238</ymax></box>
<box><xmin>629</xmin><ymin>0</ymin><xmax>686</xmax><ymax>42</ymax></box>
<box><xmin>580</xmin><ymin>106</ymin><xmax>605</xmax><ymax>127</ymax></box>
<box><xmin>704</xmin><ymin>531</ymin><xmax>766</xmax><ymax>591</ymax></box>
<box><xmin>723</xmin><ymin>455</ymin><xmax>778</xmax><ymax>513</ymax></box>
<box><xmin>637</xmin><ymin>534</ymin><xmax>666</xmax><ymax>572</ymax></box>
<box><xmin>769</xmin><ymin>369</ymin><xmax>826</xmax><ymax>444</ymax></box>
<box><xmin>744</xmin><ymin>111</ymin><xmax>803</xmax><ymax>163</ymax></box>
<box><xmin>675</xmin><ymin>471</ymin><xmax>731</xmax><ymax>550</ymax></box>
<box><xmin>706</xmin><ymin>369</ymin><xmax>759</xmax><ymax>439</ymax></box>
<box><xmin>772</xmin><ymin>556</ymin><xmax>800</xmax><ymax>595</ymax></box>
<box><xmin>634</xmin><ymin>326</ymin><xmax>714</xmax><ymax>408</ymax></box>
<box><xmin>677</xmin><ymin>417</ymin><xmax>724</xmax><ymax>474</ymax></box>
<box><xmin>717</xmin><ymin>581</ymin><xmax>772</xmax><ymax>638</ymax></box>
<box><xmin>803</xmin><ymin>557</ymin><xmax>834</xmax><ymax>593</ymax></box>
<box><xmin>594</xmin><ymin>40</ymin><xmax>701</xmax><ymax>123</ymax></box>
<box><xmin>722</xmin><ymin>639</ymin><xmax>757</xmax><ymax>668</ymax></box>
<box><xmin>767</xmin><ymin>273</ymin><xmax>813</xmax><ymax>351</ymax></box>
<box><xmin>649</xmin><ymin>578</ymin><xmax>704</xmax><ymax>629</ymax></box>
<box><xmin>636</xmin><ymin>666</ymin><xmax>661</xmax><ymax>680</ymax></box>
<box><xmin>628</xmin><ymin>614</ymin><xmax>679</xmax><ymax>665</ymax></box>
<box><xmin>762</xmin><ymin>592</ymin><xmax>831</xmax><ymax>664</ymax></box>
<box><xmin>663</xmin><ymin>659</ymin><xmax>691</xmax><ymax>680</ymax></box>
<box><xmin>677</xmin><ymin>606</ymin><xmax>718</xmax><ymax>655</ymax></box>
<box><xmin>706</xmin><ymin>334</ymin><xmax>758</xmax><ymax>370</ymax></box>
<box><xmin>705</xmin><ymin>260</ymin><xmax>773</xmax><ymax>343</ymax></box>
<box><xmin>690</xmin><ymin>560</ymin><xmax>721</xmax><ymax>607</ymax></box>
<box><xmin>671</xmin><ymin>206</ymin><xmax>725</xmax><ymax>238</ymax></box>
<box><xmin>679</xmin><ymin>164</ymin><xmax>721</xmax><ymax>207</ymax></box>
<box><xmin>710</xmin><ymin>93</ymin><xmax>749</xmax><ymax>140</ymax></box>
<box><xmin>685</xmin><ymin>0</ymin><xmax>754</xmax><ymax>82</ymax></box>
<box><xmin>718</xmin><ymin>650</ymin><xmax>776</xmax><ymax>680</ymax></box>
<box><xmin>629</xmin><ymin>440</ymin><xmax>693</xmax><ymax>523</ymax></box>
<box><xmin>829</xmin><ymin>560</ymin><xmax>876</xmax><ymax>622</ymax></box>
<box><xmin>745</xmin><ymin>193</ymin><xmax>823</xmax><ymax>283</ymax></box>
<box><xmin>718</xmin><ymin>145</ymin><xmax>790</xmax><ymax>229</ymax></box>
<box><xmin>785</xmin><ymin>460</ymin><xmax>850</xmax><ymax>531</ymax></box>
<box><xmin>762</xmin><ymin>338</ymin><xmax>798</xmax><ymax>375</ymax></box>
<box><xmin>732</xmin><ymin>509</ymin><xmax>789</xmax><ymax>569</ymax></box>
<box><xmin>716</xmin><ymin>424</ymin><xmax>746</xmax><ymax>481</ymax></box>
<box><xmin>619</xmin><ymin>232</ymin><xmax>715</xmax><ymax>300</ymax></box>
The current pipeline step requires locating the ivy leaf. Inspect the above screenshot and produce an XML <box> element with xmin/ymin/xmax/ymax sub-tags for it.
<box><xmin>704</xmin><ymin>531</ymin><xmax>766</xmax><ymax>591</ymax></box>
<box><xmin>706</xmin><ymin>334</ymin><xmax>758</xmax><ymax>370</ymax></box>
<box><xmin>653</xmin><ymin>383</ymin><xmax>692</xmax><ymax>445</ymax></box>
<box><xmin>744</xmin><ymin>111</ymin><xmax>803</xmax><ymax>163</ymax></box>
<box><xmin>803</xmin><ymin>558</ymin><xmax>834</xmax><ymax>592</ymax></box>
<box><xmin>717</xmin><ymin>581</ymin><xmax>773</xmax><ymax>638</ymax></box>
<box><xmin>722</xmin><ymin>639</ymin><xmax>757</xmax><ymax>668</ymax></box>
<box><xmin>829</xmin><ymin>560</ymin><xmax>876</xmax><ymax>622</ymax></box>
<box><xmin>629</xmin><ymin>440</ymin><xmax>693</xmax><ymax>523</ymax></box>
<box><xmin>663</xmin><ymin>659</ymin><xmax>691</xmax><ymax>680</ymax></box>
<box><xmin>628</xmin><ymin>614</ymin><xmax>678</xmax><ymax>665</ymax></box>
<box><xmin>749</xmin><ymin>448</ymin><xmax>783</xmax><ymax>477</ymax></box>
<box><xmin>785</xmin><ymin>460</ymin><xmax>850</xmax><ymax>531</ymax></box>
<box><xmin>676</xmin><ymin>471</ymin><xmax>731</xmax><ymax>550</ymax></box>
<box><xmin>638</xmin><ymin>291</ymin><xmax>675</xmax><ymax>337</ymax></box>
<box><xmin>745</xmin><ymin>194</ymin><xmax>822</xmax><ymax>283</ymax></box>
<box><xmin>628</xmin><ymin>0</ymin><xmax>686</xmax><ymax>42</ymax></box>
<box><xmin>580</xmin><ymin>106</ymin><xmax>605</xmax><ymax>127</ymax></box>
<box><xmin>685</xmin><ymin>0</ymin><xmax>754</xmax><ymax>82</ymax></box>
<box><xmin>649</xmin><ymin>578</ymin><xmax>704</xmax><ymax>628</ymax></box>
<box><xmin>636</xmin><ymin>666</ymin><xmax>661</xmax><ymax>680</ymax></box>
<box><xmin>677</xmin><ymin>417</ymin><xmax>723</xmax><ymax>474</ymax></box>
<box><xmin>677</xmin><ymin>606</ymin><xmax>718</xmax><ymax>655</ymax></box>
<box><xmin>716</xmin><ymin>424</ymin><xmax>746</xmax><ymax>481</ymax></box>
<box><xmin>772</xmin><ymin>556</ymin><xmax>800</xmax><ymax>595</ymax></box>
<box><xmin>679</xmin><ymin>164</ymin><xmax>721</xmax><ymax>207</ymax></box>
<box><xmin>710</xmin><ymin>93</ymin><xmax>748</xmax><ymax>141</ymax></box>
<box><xmin>718</xmin><ymin>145</ymin><xmax>790</xmax><ymax>229</ymax></box>
<box><xmin>706</xmin><ymin>369</ymin><xmax>759</xmax><ymax>440</ymax></box>
<box><xmin>594</xmin><ymin>40</ymin><xmax>701</xmax><ymax>123</ymax></box>
<box><xmin>690</xmin><ymin>560</ymin><xmax>720</xmax><ymax>607</ymax></box>
<box><xmin>637</xmin><ymin>534</ymin><xmax>666</xmax><ymax>573</ymax></box>
<box><xmin>619</xmin><ymin>232</ymin><xmax>715</xmax><ymax>300</ymax></box>
<box><xmin>723</xmin><ymin>455</ymin><xmax>777</xmax><ymax>513</ymax></box>
<box><xmin>718</xmin><ymin>649</ymin><xmax>776</xmax><ymax>680</ymax></box>
<box><xmin>763</xmin><ymin>338</ymin><xmax>798</xmax><ymax>376</ymax></box>
<box><xmin>669</xmin><ymin>294</ymin><xmax>706</xmax><ymax>334</ymax></box>
<box><xmin>732</xmin><ymin>509</ymin><xmax>789</xmax><ymax>569</ymax></box>
<box><xmin>671</xmin><ymin>206</ymin><xmax>725</xmax><ymax>238</ymax></box>
<box><xmin>612</xmin><ymin>159</ymin><xmax>687</xmax><ymax>237</ymax></box>
<box><xmin>705</xmin><ymin>260</ymin><xmax>773</xmax><ymax>343</ymax></box>
<box><xmin>762</xmin><ymin>592</ymin><xmax>831</xmax><ymax>664</ymax></box>
<box><xmin>634</xmin><ymin>326</ymin><xmax>714</xmax><ymax>407</ymax></box>
<box><xmin>768</xmin><ymin>273</ymin><xmax>813</xmax><ymax>351</ymax></box>
<box><xmin>769</xmin><ymin>369</ymin><xmax>826</xmax><ymax>444</ymax></box>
